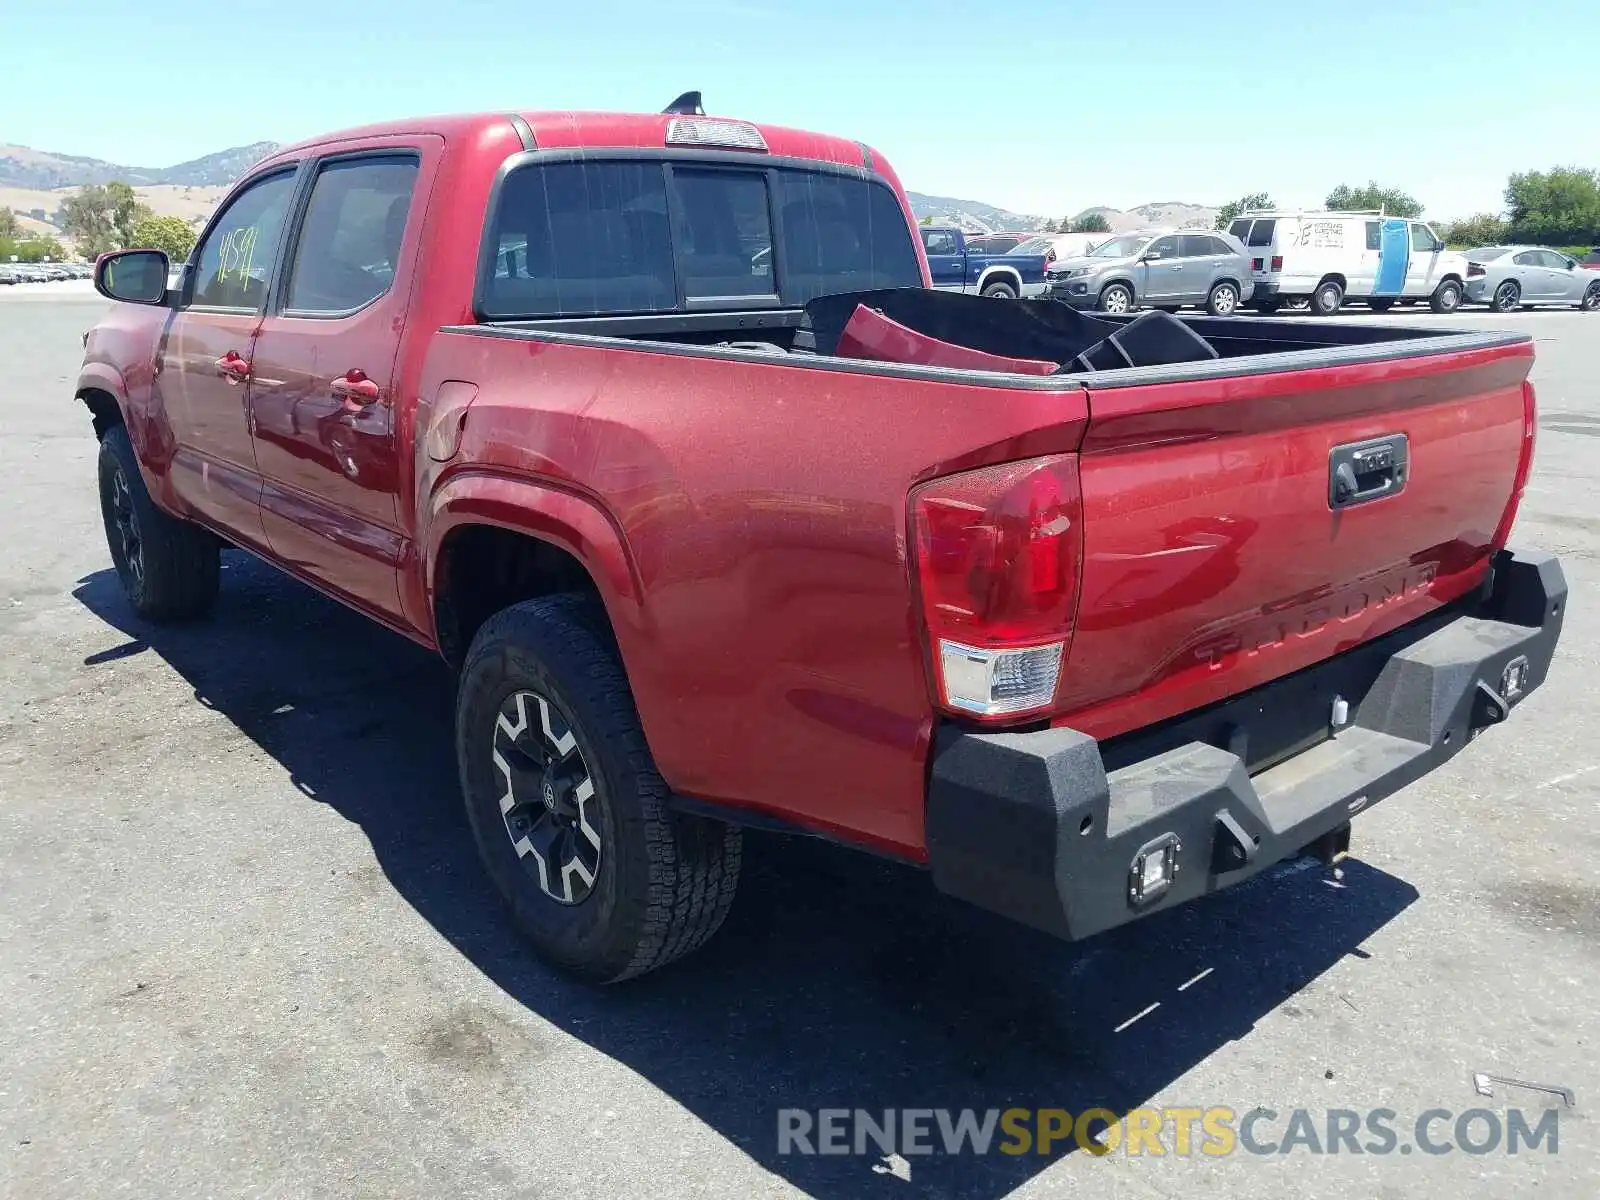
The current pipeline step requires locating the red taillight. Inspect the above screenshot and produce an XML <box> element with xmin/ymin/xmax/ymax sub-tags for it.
<box><xmin>1468</xmin><ymin>262</ymin><xmax>1486</xmax><ymax>277</ymax></box>
<box><xmin>911</xmin><ymin>455</ymin><xmax>1083</xmax><ymax>719</ymax></box>
<box><xmin>1270</xmin><ymin>255</ymin><xmax>1283</xmax><ymax>271</ymax></box>
<box><xmin>1491</xmin><ymin>380</ymin><xmax>1537</xmax><ymax>552</ymax></box>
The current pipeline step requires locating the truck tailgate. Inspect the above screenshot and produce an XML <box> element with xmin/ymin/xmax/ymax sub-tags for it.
<box><xmin>1058</xmin><ymin>339</ymin><xmax>1534</xmax><ymax>740</ymax></box>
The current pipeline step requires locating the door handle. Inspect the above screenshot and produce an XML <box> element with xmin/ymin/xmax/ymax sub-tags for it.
<box><xmin>215</xmin><ymin>352</ymin><xmax>250</xmax><ymax>381</ymax></box>
<box><xmin>331</xmin><ymin>370</ymin><xmax>381</xmax><ymax>405</ymax></box>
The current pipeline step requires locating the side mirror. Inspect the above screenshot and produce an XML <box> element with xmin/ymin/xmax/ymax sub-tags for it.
<box><xmin>95</xmin><ymin>249</ymin><xmax>172</xmax><ymax>305</ymax></box>
<box><xmin>1141</xmin><ymin>251</ymin><xmax>1161</xmax><ymax>262</ymax></box>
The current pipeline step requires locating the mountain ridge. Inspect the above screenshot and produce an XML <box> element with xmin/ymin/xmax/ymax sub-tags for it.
<box><xmin>1</xmin><ymin>141</ymin><xmax>1220</xmax><ymax>238</ymax></box>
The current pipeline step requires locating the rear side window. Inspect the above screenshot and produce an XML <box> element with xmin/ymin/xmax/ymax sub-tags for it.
<box><xmin>1245</xmin><ymin>219</ymin><xmax>1275</xmax><ymax>247</ymax></box>
<box><xmin>1179</xmin><ymin>234</ymin><xmax>1219</xmax><ymax>257</ymax></box>
<box><xmin>482</xmin><ymin>161</ymin><xmax>676</xmax><ymax>319</ymax></box>
<box><xmin>923</xmin><ymin>229</ymin><xmax>959</xmax><ymax>255</ymax></box>
<box><xmin>481</xmin><ymin>161</ymin><xmax>920</xmax><ymax>317</ymax></box>
<box><xmin>284</xmin><ymin>155</ymin><xmax>418</xmax><ymax>314</ymax></box>
<box><xmin>1366</xmin><ymin>221</ymin><xmax>1381</xmax><ymax>250</ymax></box>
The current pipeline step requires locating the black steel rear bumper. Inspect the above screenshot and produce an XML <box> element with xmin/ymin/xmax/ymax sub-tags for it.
<box><xmin>925</xmin><ymin>548</ymin><xmax>1566</xmax><ymax>941</ymax></box>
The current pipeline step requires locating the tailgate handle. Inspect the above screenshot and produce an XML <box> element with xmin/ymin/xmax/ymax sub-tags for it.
<box><xmin>1329</xmin><ymin>435</ymin><xmax>1408</xmax><ymax>509</ymax></box>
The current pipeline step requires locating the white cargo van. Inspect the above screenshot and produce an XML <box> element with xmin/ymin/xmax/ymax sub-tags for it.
<box><xmin>1226</xmin><ymin>212</ymin><xmax>1468</xmax><ymax>316</ymax></box>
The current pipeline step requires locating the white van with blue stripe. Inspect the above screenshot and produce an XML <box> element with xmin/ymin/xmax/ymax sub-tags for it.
<box><xmin>1227</xmin><ymin>211</ymin><xmax>1469</xmax><ymax>316</ymax></box>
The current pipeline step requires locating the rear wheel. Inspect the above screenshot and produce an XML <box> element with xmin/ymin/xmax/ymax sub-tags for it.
<box><xmin>1490</xmin><ymin>280</ymin><xmax>1520</xmax><ymax>313</ymax></box>
<box><xmin>1429</xmin><ymin>279</ymin><xmax>1463</xmax><ymax>314</ymax></box>
<box><xmin>1098</xmin><ymin>282</ymin><xmax>1133</xmax><ymax>314</ymax></box>
<box><xmin>1310</xmin><ymin>279</ymin><xmax>1344</xmax><ymax>316</ymax></box>
<box><xmin>456</xmin><ymin>595</ymin><xmax>741</xmax><ymax>983</ymax></box>
<box><xmin>981</xmin><ymin>280</ymin><xmax>1017</xmax><ymax>300</ymax></box>
<box><xmin>97</xmin><ymin>425</ymin><xmax>219</xmax><ymax>621</ymax></box>
<box><xmin>1580</xmin><ymin>281</ymin><xmax>1600</xmax><ymax>311</ymax></box>
<box><xmin>1205</xmin><ymin>281</ymin><xmax>1240</xmax><ymax>316</ymax></box>
<box><xmin>1367</xmin><ymin>297</ymin><xmax>1396</xmax><ymax>313</ymax></box>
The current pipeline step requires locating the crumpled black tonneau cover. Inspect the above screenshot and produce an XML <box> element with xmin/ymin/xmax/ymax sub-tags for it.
<box><xmin>798</xmin><ymin>287</ymin><xmax>1219</xmax><ymax>375</ymax></box>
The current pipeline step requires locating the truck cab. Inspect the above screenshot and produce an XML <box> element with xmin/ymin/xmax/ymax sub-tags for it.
<box><xmin>919</xmin><ymin>225</ymin><xmax>1049</xmax><ymax>299</ymax></box>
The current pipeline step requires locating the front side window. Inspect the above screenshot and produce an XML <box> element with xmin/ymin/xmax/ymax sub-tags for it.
<box><xmin>1535</xmin><ymin>249</ymin><xmax>1569</xmax><ymax>269</ymax></box>
<box><xmin>1147</xmin><ymin>235</ymin><xmax>1181</xmax><ymax>259</ymax></box>
<box><xmin>190</xmin><ymin>170</ymin><xmax>297</xmax><ymax>310</ymax></box>
<box><xmin>1410</xmin><ymin>223</ymin><xmax>1439</xmax><ymax>252</ymax></box>
<box><xmin>284</xmin><ymin>156</ymin><xmax>418</xmax><ymax>314</ymax></box>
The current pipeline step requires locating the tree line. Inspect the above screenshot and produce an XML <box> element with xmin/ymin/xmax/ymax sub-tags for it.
<box><xmin>1</xmin><ymin>180</ymin><xmax>198</xmax><ymax>264</ymax></box>
<box><xmin>1211</xmin><ymin>168</ymin><xmax>1600</xmax><ymax>252</ymax></box>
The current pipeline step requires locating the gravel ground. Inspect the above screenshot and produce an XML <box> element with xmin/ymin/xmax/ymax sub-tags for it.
<box><xmin>1</xmin><ymin>296</ymin><xmax>1596</xmax><ymax>1199</ymax></box>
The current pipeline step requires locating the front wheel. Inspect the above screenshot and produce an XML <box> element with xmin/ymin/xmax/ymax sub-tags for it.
<box><xmin>456</xmin><ymin>595</ymin><xmax>741</xmax><ymax>983</ymax></box>
<box><xmin>1098</xmin><ymin>282</ymin><xmax>1133</xmax><ymax>314</ymax></box>
<box><xmin>1580</xmin><ymin>281</ymin><xmax>1600</xmax><ymax>311</ymax></box>
<box><xmin>1429</xmin><ymin>279</ymin><xmax>1463</xmax><ymax>314</ymax></box>
<box><xmin>97</xmin><ymin>425</ymin><xmax>219</xmax><ymax>621</ymax></box>
<box><xmin>981</xmin><ymin>281</ymin><xmax>1017</xmax><ymax>300</ymax></box>
<box><xmin>1205</xmin><ymin>281</ymin><xmax>1240</xmax><ymax>316</ymax></box>
<box><xmin>1311</xmin><ymin>279</ymin><xmax>1344</xmax><ymax>316</ymax></box>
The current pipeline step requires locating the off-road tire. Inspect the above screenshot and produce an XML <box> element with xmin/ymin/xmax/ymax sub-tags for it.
<box><xmin>97</xmin><ymin>425</ymin><xmax>219</xmax><ymax>621</ymax></box>
<box><xmin>456</xmin><ymin>594</ymin><xmax>741</xmax><ymax>983</ymax></box>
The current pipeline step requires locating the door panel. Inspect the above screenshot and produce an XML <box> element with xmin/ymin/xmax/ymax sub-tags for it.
<box><xmin>1374</xmin><ymin>220</ymin><xmax>1409</xmax><ymax>295</ymax></box>
<box><xmin>249</xmin><ymin>142</ymin><xmax>435</xmax><ymax>625</ymax></box>
<box><xmin>1404</xmin><ymin>223</ymin><xmax>1444</xmax><ymax>295</ymax></box>
<box><xmin>1142</xmin><ymin>234</ymin><xmax>1184</xmax><ymax>300</ymax></box>
<box><xmin>921</xmin><ymin>230</ymin><xmax>965</xmax><ymax>290</ymax></box>
<box><xmin>158</xmin><ymin>167</ymin><xmax>300</xmax><ymax>548</ymax></box>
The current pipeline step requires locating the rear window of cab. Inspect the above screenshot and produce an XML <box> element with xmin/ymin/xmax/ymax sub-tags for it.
<box><xmin>478</xmin><ymin>158</ymin><xmax>922</xmax><ymax>319</ymax></box>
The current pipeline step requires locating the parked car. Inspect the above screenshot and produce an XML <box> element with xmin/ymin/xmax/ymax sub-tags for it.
<box><xmin>1045</xmin><ymin>228</ymin><xmax>1254</xmax><ymax>315</ymax></box>
<box><xmin>1012</xmin><ymin>232</ymin><xmax>1103</xmax><ymax>268</ymax></box>
<box><xmin>920</xmin><ymin>226</ymin><xmax>1049</xmax><ymax>298</ymax></box>
<box><xmin>1464</xmin><ymin>246</ymin><xmax>1600</xmax><ymax>312</ymax></box>
<box><xmin>962</xmin><ymin>232</ymin><xmax>1036</xmax><ymax>255</ymax></box>
<box><xmin>0</xmin><ymin>266</ymin><xmax>20</xmax><ymax>285</ymax></box>
<box><xmin>1227</xmin><ymin>211</ymin><xmax>1467</xmax><ymax>315</ymax></box>
<box><xmin>78</xmin><ymin>101</ymin><xmax>1563</xmax><ymax>983</ymax></box>
<box><xmin>1579</xmin><ymin>248</ymin><xmax>1600</xmax><ymax>271</ymax></box>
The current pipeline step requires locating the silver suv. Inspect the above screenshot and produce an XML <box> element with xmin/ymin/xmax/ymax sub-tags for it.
<box><xmin>1045</xmin><ymin>228</ymin><xmax>1255</xmax><ymax>316</ymax></box>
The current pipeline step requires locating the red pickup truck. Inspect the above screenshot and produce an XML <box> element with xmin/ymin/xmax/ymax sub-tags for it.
<box><xmin>79</xmin><ymin>99</ymin><xmax>1565</xmax><ymax>983</ymax></box>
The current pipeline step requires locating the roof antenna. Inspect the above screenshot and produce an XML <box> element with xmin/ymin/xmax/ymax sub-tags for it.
<box><xmin>663</xmin><ymin>91</ymin><xmax>705</xmax><ymax>116</ymax></box>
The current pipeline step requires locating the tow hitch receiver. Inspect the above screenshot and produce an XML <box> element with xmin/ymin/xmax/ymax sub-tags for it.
<box><xmin>1304</xmin><ymin>822</ymin><xmax>1352</xmax><ymax>866</ymax></box>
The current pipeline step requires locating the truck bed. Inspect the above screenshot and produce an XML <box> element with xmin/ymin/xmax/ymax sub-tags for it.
<box><xmin>433</xmin><ymin>299</ymin><xmax>1532</xmax><ymax>856</ymax></box>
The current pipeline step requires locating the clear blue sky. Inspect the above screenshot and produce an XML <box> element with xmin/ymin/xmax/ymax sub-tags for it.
<box><xmin>3</xmin><ymin>0</ymin><xmax>1590</xmax><ymax>220</ymax></box>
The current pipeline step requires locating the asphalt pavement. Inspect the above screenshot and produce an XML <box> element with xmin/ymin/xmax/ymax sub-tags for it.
<box><xmin>1</xmin><ymin>295</ymin><xmax>1596</xmax><ymax>1199</ymax></box>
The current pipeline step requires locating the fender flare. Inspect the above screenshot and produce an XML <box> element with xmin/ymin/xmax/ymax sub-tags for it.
<box><xmin>422</xmin><ymin>469</ymin><xmax>645</xmax><ymax>644</ymax></box>
<box><xmin>75</xmin><ymin>362</ymin><xmax>129</xmax><ymax>428</ymax></box>
<box><xmin>975</xmin><ymin>265</ymin><xmax>1023</xmax><ymax>295</ymax></box>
